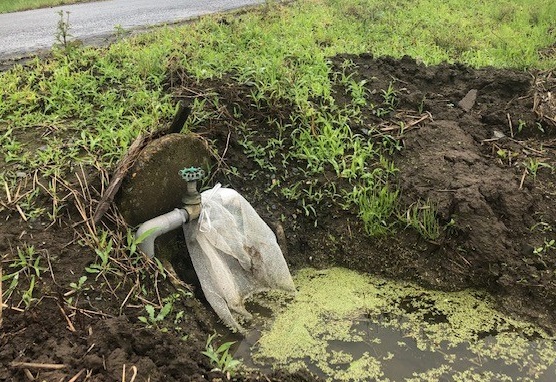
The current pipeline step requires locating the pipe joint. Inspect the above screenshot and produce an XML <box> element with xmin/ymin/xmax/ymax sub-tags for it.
<box><xmin>136</xmin><ymin>208</ymin><xmax>189</xmax><ymax>258</ymax></box>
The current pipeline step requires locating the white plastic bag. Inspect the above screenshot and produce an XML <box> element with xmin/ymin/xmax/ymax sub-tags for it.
<box><xmin>183</xmin><ymin>184</ymin><xmax>295</xmax><ymax>332</ymax></box>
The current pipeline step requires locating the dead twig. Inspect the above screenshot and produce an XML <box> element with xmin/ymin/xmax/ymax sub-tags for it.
<box><xmin>16</xmin><ymin>204</ymin><xmax>28</xmax><ymax>221</ymax></box>
<box><xmin>10</xmin><ymin>362</ymin><xmax>67</xmax><ymax>370</ymax></box>
<box><xmin>122</xmin><ymin>364</ymin><xmax>138</xmax><ymax>382</ymax></box>
<box><xmin>375</xmin><ymin>112</ymin><xmax>432</xmax><ymax>138</ymax></box>
<box><xmin>58</xmin><ymin>303</ymin><xmax>76</xmax><ymax>332</ymax></box>
<box><xmin>507</xmin><ymin>113</ymin><xmax>514</xmax><ymax>138</ymax></box>
<box><xmin>519</xmin><ymin>167</ymin><xmax>528</xmax><ymax>189</ymax></box>
<box><xmin>68</xmin><ymin>368</ymin><xmax>86</xmax><ymax>382</ymax></box>
<box><xmin>64</xmin><ymin>304</ymin><xmax>114</xmax><ymax>319</ymax></box>
<box><xmin>3</xmin><ymin>179</ymin><xmax>12</xmax><ymax>203</ymax></box>
<box><xmin>92</xmin><ymin>133</ymin><xmax>146</xmax><ymax>224</ymax></box>
<box><xmin>532</xmin><ymin>69</ymin><xmax>556</xmax><ymax>127</ymax></box>
<box><xmin>45</xmin><ymin>250</ymin><xmax>56</xmax><ymax>285</ymax></box>
<box><xmin>23</xmin><ymin>368</ymin><xmax>34</xmax><ymax>381</ymax></box>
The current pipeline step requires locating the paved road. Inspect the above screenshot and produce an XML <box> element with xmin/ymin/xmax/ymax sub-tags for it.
<box><xmin>0</xmin><ymin>0</ymin><xmax>264</xmax><ymax>59</ymax></box>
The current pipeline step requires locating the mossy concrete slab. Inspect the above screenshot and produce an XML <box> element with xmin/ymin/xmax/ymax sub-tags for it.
<box><xmin>116</xmin><ymin>133</ymin><xmax>211</xmax><ymax>227</ymax></box>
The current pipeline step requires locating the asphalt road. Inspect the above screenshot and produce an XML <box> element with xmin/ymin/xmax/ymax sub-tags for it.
<box><xmin>0</xmin><ymin>0</ymin><xmax>264</xmax><ymax>59</ymax></box>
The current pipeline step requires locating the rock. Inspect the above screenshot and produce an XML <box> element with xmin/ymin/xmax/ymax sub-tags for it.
<box><xmin>457</xmin><ymin>89</ymin><xmax>478</xmax><ymax>112</ymax></box>
<box><xmin>116</xmin><ymin>133</ymin><xmax>212</xmax><ymax>227</ymax></box>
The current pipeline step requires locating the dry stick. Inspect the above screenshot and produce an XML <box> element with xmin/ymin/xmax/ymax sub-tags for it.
<box><xmin>45</xmin><ymin>251</ymin><xmax>56</xmax><ymax>284</ymax></box>
<box><xmin>92</xmin><ymin>133</ymin><xmax>146</xmax><ymax>224</ymax></box>
<box><xmin>58</xmin><ymin>304</ymin><xmax>76</xmax><ymax>332</ymax></box>
<box><xmin>16</xmin><ymin>204</ymin><xmax>28</xmax><ymax>221</ymax></box>
<box><xmin>519</xmin><ymin>168</ymin><xmax>528</xmax><ymax>189</ymax></box>
<box><xmin>66</xmin><ymin>168</ymin><xmax>97</xmax><ymax>238</ymax></box>
<box><xmin>4</xmin><ymin>180</ymin><xmax>12</xmax><ymax>203</ymax></box>
<box><xmin>68</xmin><ymin>368</ymin><xmax>86</xmax><ymax>382</ymax></box>
<box><xmin>119</xmin><ymin>283</ymin><xmax>137</xmax><ymax>315</ymax></box>
<box><xmin>122</xmin><ymin>365</ymin><xmax>138</xmax><ymax>382</ymax></box>
<box><xmin>507</xmin><ymin>113</ymin><xmax>514</xmax><ymax>138</ymax></box>
<box><xmin>79</xmin><ymin>165</ymin><xmax>97</xmax><ymax>237</ymax></box>
<box><xmin>10</xmin><ymin>362</ymin><xmax>67</xmax><ymax>370</ymax></box>
<box><xmin>84</xmin><ymin>343</ymin><xmax>95</xmax><ymax>356</ymax></box>
<box><xmin>65</xmin><ymin>305</ymin><xmax>114</xmax><ymax>318</ymax></box>
<box><xmin>23</xmin><ymin>368</ymin><xmax>34</xmax><ymax>381</ymax></box>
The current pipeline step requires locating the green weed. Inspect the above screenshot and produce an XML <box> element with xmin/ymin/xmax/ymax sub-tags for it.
<box><xmin>1</xmin><ymin>245</ymin><xmax>45</xmax><ymax>308</ymax></box>
<box><xmin>404</xmin><ymin>200</ymin><xmax>441</xmax><ymax>241</ymax></box>
<box><xmin>55</xmin><ymin>10</ymin><xmax>73</xmax><ymax>51</ymax></box>
<box><xmin>138</xmin><ymin>302</ymin><xmax>173</xmax><ymax>328</ymax></box>
<box><xmin>533</xmin><ymin>239</ymin><xmax>555</xmax><ymax>256</ymax></box>
<box><xmin>202</xmin><ymin>333</ymin><xmax>241</xmax><ymax>377</ymax></box>
<box><xmin>12</xmin><ymin>245</ymin><xmax>45</xmax><ymax>278</ymax></box>
<box><xmin>85</xmin><ymin>231</ymin><xmax>117</xmax><ymax>277</ymax></box>
<box><xmin>524</xmin><ymin>158</ymin><xmax>553</xmax><ymax>180</ymax></box>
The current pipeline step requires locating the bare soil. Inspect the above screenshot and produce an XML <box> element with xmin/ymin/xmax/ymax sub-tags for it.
<box><xmin>2</xmin><ymin>54</ymin><xmax>556</xmax><ymax>381</ymax></box>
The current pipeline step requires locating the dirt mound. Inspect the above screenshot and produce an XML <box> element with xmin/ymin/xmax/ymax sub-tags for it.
<box><xmin>345</xmin><ymin>56</ymin><xmax>556</xmax><ymax>327</ymax></box>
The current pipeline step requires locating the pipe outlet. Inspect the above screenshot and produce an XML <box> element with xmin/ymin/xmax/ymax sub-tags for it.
<box><xmin>136</xmin><ymin>208</ymin><xmax>189</xmax><ymax>258</ymax></box>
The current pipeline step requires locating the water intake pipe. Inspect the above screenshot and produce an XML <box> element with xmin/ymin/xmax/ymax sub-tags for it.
<box><xmin>135</xmin><ymin>166</ymin><xmax>205</xmax><ymax>258</ymax></box>
<box><xmin>136</xmin><ymin>208</ymin><xmax>189</xmax><ymax>258</ymax></box>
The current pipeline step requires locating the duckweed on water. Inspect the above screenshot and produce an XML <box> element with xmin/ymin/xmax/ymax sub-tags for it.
<box><xmin>250</xmin><ymin>268</ymin><xmax>556</xmax><ymax>381</ymax></box>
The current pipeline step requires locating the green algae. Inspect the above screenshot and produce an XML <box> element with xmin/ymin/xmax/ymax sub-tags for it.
<box><xmin>249</xmin><ymin>267</ymin><xmax>556</xmax><ymax>381</ymax></box>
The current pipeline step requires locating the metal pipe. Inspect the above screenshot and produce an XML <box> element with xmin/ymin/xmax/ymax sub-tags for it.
<box><xmin>136</xmin><ymin>208</ymin><xmax>189</xmax><ymax>258</ymax></box>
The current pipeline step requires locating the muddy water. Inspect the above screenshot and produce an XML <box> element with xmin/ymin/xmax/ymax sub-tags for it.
<box><xmin>233</xmin><ymin>268</ymin><xmax>556</xmax><ymax>381</ymax></box>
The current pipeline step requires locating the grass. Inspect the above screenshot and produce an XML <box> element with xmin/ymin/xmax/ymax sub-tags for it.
<box><xmin>0</xmin><ymin>0</ymin><xmax>555</xmax><ymax>248</ymax></box>
<box><xmin>0</xmin><ymin>0</ymin><xmax>94</xmax><ymax>13</ymax></box>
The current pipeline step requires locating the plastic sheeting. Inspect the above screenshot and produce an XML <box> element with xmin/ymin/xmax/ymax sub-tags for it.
<box><xmin>183</xmin><ymin>184</ymin><xmax>295</xmax><ymax>332</ymax></box>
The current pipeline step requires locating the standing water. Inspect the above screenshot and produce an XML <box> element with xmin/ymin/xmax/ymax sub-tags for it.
<box><xmin>233</xmin><ymin>268</ymin><xmax>556</xmax><ymax>381</ymax></box>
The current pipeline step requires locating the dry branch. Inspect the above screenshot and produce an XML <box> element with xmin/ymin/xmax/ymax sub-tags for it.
<box><xmin>23</xmin><ymin>368</ymin><xmax>34</xmax><ymax>381</ymax></box>
<box><xmin>92</xmin><ymin>133</ymin><xmax>146</xmax><ymax>224</ymax></box>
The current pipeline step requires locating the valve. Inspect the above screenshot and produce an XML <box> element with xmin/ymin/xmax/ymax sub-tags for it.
<box><xmin>179</xmin><ymin>167</ymin><xmax>205</xmax><ymax>182</ymax></box>
<box><xmin>179</xmin><ymin>166</ymin><xmax>204</xmax><ymax>207</ymax></box>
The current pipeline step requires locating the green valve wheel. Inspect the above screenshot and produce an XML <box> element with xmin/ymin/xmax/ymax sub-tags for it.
<box><xmin>179</xmin><ymin>167</ymin><xmax>205</xmax><ymax>182</ymax></box>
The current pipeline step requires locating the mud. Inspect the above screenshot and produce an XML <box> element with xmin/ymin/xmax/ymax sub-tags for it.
<box><xmin>2</xmin><ymin>54</ymin><xmax>556</xmax><ymax>381</ymax></box>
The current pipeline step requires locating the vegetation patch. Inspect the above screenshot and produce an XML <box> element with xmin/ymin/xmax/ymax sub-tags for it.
<box><xmin>1</xmin><ymin>0</ymin><xmax>556</xmax><ymax>380</ymax></box>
